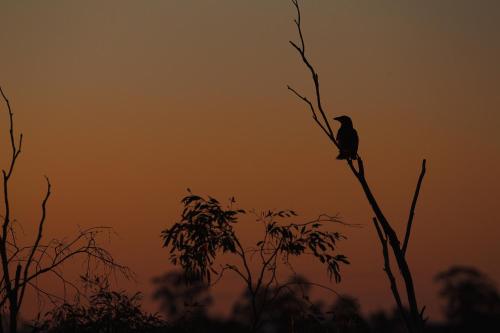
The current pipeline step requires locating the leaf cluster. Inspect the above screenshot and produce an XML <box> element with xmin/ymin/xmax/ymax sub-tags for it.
<box><xmin>162</xmin><ymin>193</ymin><xmax>245</xmax><ymax>282</ymax></box>
<box><xmin>163</xmin><ymin>192</ymin><xmax>349</xmax><ymax>289</ymax></box>
<box><xmin>261</xmin><ymin>210</ymin><xmax>349</xmax><ymax>282</ymax></box>
<box><xmin>35</xmin><ymin>277</ymin><xmax>164</xmax><ymax>333</ymax></box>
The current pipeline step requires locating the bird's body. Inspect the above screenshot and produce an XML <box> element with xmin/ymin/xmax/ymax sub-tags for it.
<box><xmin>334</xmin><ymin>116</ymin><xmax>358</xmax><ymax>160</ymax></box>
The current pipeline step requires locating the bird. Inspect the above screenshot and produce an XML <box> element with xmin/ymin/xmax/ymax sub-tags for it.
<box><xmin>333</xmin><ymin>115</ymin><xmax>358</xmax><ymax>160</ymax></box>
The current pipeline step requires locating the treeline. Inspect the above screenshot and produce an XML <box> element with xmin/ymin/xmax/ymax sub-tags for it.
<box><xmin>24</xmin><ymin>265</ymin><xmax>500</xmax><ymax>333</ymax></box>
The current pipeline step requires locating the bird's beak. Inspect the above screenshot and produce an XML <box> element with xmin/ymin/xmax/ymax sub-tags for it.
<box><xmin>333</xmin><ymin>116</ymin><xmax>341</xmax><ymax>121</ymax></box>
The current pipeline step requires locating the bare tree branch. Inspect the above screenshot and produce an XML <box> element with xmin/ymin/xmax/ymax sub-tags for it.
<box><xmin>286</xmin><ymin>2</ymin><xmax>426</xmax><ymax>332</ymax></box>
<box><xmin>402</xmin><ymin>159</ymin><xmax>427</xmax><ymax>256</ymax></box>
<box><xmin>287</xmin><ymin>85</ymin><xmax>333</xmax><ymax>140</ymax></box>
<box><xmin>289</xmin><ymin>0</ymin><xmax>337</xmax><ymax>146</ymax></box>
<box><xmin>372</xmin><ymin>217</ymin><xmax>411</xmax><ymax>330</ymax></box>
<box><xmin>0</xmin><ymin>85</ymin><xmax>130</xmax><ymax>332</ymax></box>
<box><xmin>0</xmin><ymin>86</ymin><xmax>23</xmax><ymax>180</ymax></box>
<box><xmin>18</xmin><ymin>177</ymin><xmax>51</xmax><ymax>308</ymax></box>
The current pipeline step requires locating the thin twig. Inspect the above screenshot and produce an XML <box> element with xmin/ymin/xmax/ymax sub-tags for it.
<box><xmin>402</xmin><ymin>159</ymin><xmax>426</xmax><ymax>256</ymax></box>
<box><xmin>19</xmin><ymin>177</ymin><xmax>51</xmax><ymax>307</ymax></box>
<box><xmin>287</xmin><ymin>85</ymin><xmax>332</xmax><ymax>140</ymax></box>
<box><xmin>288</xmin><ymin>0</ymin><xmax>337</xmax><ymax>146</ymax></box>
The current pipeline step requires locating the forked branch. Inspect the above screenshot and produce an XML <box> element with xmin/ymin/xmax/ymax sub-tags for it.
<box><xmin>163</xmin><ymin>193</ymin><xmax>348</xmax><ymax>332</ymax></box>
<box><xmin>288</xmin><ymin>0</ymin><xmax>337</xmax><ymax>146</ymax></box>
<box><xmin>0</xmin><ymin>85</ymin><xmax>130</xmax><ymax>332</ymax></box>
<box><xmin>286</xmin><ymin>1</ymin><xmax>426</xmax><ymax>332</ymax></box>
<box><xmin>373</xmin><ymin>217</ymin><xmax>410</xmax><ymax>329</ymax></box>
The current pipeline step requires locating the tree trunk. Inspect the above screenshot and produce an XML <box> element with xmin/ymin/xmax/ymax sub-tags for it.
<box><xmin>8</xmin><ymin>305</ymin><xmax>17</xmax><ymax>333</ymax></box>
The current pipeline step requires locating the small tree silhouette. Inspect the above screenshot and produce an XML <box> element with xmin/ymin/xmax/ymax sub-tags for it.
<box><xmin>162</xmin><ymin>192</ymin><xmax>349</xmax><ymax>332</ymax></box>
<box><xmin>328</xmin><ymin>295</ymin><xmax>370</xmax><ymax>333</ymax></box>
<box><xmin>435</xmin><ymin>266</ymin><xmax>500</xmax><ymax>331</ymax></box>
<box><xmin>231</xmin><ymin>275</ymin><xmax>325</xmax><ymax>333</ymax></box>
<box><xmin>152</xmin><ymin>270</ymin><xmax>213</xmax><ymax>324</ymax></box>
<box><xmin>34</xmin><ymin>276</ymin><xmax>164</xmax><ymax>333</ymax></box>
<box><xmin>286</xmin><ymin>1</ymin><xmax>427</xmax><ymax>332</ymax></box>
<box><xmin>0</xmin><ymin>86</ymin><xmax>129</xmax><ymax>333</ymax></box>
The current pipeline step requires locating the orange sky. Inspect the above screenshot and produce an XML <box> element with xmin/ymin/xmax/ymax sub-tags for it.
<box><xmin>1</xmin><ymin>0</ymin><xmax>499</xmax><ymax>322</ymax></box>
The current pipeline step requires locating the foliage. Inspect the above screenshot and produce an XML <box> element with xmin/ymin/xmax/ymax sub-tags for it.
<box><xmin>162</xmin><ymin>192</ymin><xmax>348</xmax><ymax>331</ymax></box>
<box><xmin>435</xmin><ymin>265</ymin><xmax>500</xmax><ymax>330</ymax></box>
<box><xmin>152</xmin><ymin>270</ymin><xmax>213</xmax><ymax>323</ymax></box>
<box><xmin>28</xmin><ymin>266</ymin><xmax>499</xmax><ymax>333</ymax></box>
<box><xmin>231</xmin><ymin>275</ymin><xmax>325</xmax><ymax>332</ymax></box>
<box><xmin>162</xmin><ymin>192</ymin><xmax>348</xmax><ymax>284</ymax></box>
<box><xmin>162</xmin><ymin>193</ymin><xmax>243</xmax><ymax>282</ymax></box>
<box><xmin>328</xmin><ymin>295</ymin><xmax>370</xmax><ymax>333</ymax></box>
<box><xmin>261</xmin><ymin>210</ymin><xmax>349</xmax><ymax>283</ymax></box>
<box><xmin>34</xmin><ymin>277</ymin><xmax>164</xmax><ymax>333</ymax></box>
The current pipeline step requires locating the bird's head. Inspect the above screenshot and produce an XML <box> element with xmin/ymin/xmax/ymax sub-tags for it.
<box><xmin>333</xmin><ymin>115</ymin><xmax>353</xmax><ymax>127</ymax></box>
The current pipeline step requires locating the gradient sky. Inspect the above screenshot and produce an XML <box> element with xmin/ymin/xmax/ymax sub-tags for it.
<box><xmin>1</xmin><ymin>0</ymin><xmax>499</xmax><ymax>322</ymax></box>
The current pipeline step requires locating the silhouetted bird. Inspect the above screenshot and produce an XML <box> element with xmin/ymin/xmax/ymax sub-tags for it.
<box><xmin>334</xmin><ymin>115</ymin><xmax>358</xmax><ymax>160</ymax></box>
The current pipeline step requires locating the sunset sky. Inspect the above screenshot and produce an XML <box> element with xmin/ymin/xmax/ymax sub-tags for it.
<box><xmin>1</xmin><ymin>0</ymin><xmax>499</xmax><ymax>322</ymax></box>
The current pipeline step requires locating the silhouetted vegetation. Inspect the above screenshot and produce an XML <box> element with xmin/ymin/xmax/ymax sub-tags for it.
<box><xmin>162</xmin><ymin>192</ymin><xmax>349</xmax><ymax>331</ymax></box>
<box><xmin>1</xmin><ymin>1</ymin><xmax>498</xmax><ymax>332</ymax></box>
<box><xmin>23</xmin><ymin>265</ymin><xmax>498</xmax><ymax>332</ymax></box>
<box><xmin>33</xmin><ymin>276</ymin><xmax>164</xmax><ymax>333</ymax></box>
<box><xmin>152</xmin><ymin>270</ymin><xmax>213</xmax><ymax>331</ymax></box>
<box><xmin>230</xmin><ymin>275</ymin><xmax>326</xmax><ymax>332</ymax></box>
<box><xmin>0</xmin><ymin>87</ymin><xmax>129</xmax><ymax>333</ymax></box>
<box><xmin>287</xmin><ymin>1</ymin><xmax>427</xmax><ymax>332</ymax></box>
<box><xmin>435</xmin><ymin>266</ymin><xmax>500</xmax><ymax>332</ymax></box>
<box><xmin>328</xmin><ymin>295</ymin><xmax>370</xmax><ymax>333</ymax></box>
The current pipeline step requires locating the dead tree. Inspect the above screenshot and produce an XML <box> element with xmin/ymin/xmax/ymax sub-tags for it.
<box><xmin>0</xmin><ymin>86</ymin><xmax>130</xmax><ymax>333</ymax></box>
<box><xmin>286</xmin><ymin>1</ymin><xmax>427</xmax><ymax>332</ymax></box>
